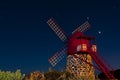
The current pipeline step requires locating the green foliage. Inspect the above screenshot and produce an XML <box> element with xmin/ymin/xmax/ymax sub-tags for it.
<box><xmin>0</xmin><ymin>69</ymin><xmax>25</xmax><ymax>80</ymax></box>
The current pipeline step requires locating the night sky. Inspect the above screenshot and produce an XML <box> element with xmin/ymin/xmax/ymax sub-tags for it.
<box><xmin>0</xmin><ymin>0</ymin><xmax>120</xmax><ymax>74</ymax></box>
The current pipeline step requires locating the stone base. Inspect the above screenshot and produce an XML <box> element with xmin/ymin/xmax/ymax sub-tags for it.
<box><xmin>66</xmin><ymin>54</ymin><xmax>95</xmax><ymax>80</ymax></box>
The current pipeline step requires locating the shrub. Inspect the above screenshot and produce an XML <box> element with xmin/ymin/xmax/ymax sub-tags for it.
<box><xmin>0</xmin><ymin>69</ymin><xmax>25</xmax><ymax>80</ymax></box>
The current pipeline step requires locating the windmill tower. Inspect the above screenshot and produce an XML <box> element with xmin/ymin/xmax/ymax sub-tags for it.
<box><xmin>47</xmin><ymin>17</ymin><xmax>115</xmax><ymax>80</ymax></box>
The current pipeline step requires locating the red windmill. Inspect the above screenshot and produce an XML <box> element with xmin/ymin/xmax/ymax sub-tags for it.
<box><xmin>47</xmin><ymin>17</ymin><xmax>115</xmax><ymax>80</ymax></box>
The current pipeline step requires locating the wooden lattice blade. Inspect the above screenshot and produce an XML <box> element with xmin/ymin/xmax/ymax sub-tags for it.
<box><xmin>72</xmin><ymin>21</ymin><xmax>90</xmax><ymax>34</ymax></box>
<box><xmin>47</xmin><ymin>18</ymin><xmax>68</xmax><ymax>41</ymax></box>
<box><xmin>48</xmin><ymin>47</ymin><xmax>66</xmax><ymax>67</ymax></box>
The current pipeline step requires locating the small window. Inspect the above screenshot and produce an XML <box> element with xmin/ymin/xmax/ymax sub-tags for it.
<box><xmin>92</xmin><ymin>45</ymin><xmax>97</xmax><ymax>52</ymax></box>
<box><xmin>77</xmin><ymin>45</ymin><xmax>82</xmax><ymax>51</ymax></box>
<box><xmin>82</xmin><ymin>44</ymin><xmax>87</xmax><ymax>51</ymax></box>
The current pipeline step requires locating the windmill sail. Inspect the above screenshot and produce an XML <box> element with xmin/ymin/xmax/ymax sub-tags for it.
<box><xmin>72</xmin><ymin>21</ymin><xmax>90</xmax><ymax>34</ymax></box>
<box><xmin>47</xmin><ymin>18</ymin><xmax>68</xmax><ymax>41</ymax></box>
<box><xmin>48</xmin><ymin>47</ymin><xmax>67</xmax><ymax>67</ymax></box>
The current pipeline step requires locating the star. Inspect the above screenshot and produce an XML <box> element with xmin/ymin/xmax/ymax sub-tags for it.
<box><xmin>98</xmin><ymin>31</ymin><xmax>101</xmax><ymax>34</ymax></box>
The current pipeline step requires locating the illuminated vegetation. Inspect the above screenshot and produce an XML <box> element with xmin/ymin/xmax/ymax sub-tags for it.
<box><xmin>23</xmin><ymin>68</ymin><xmax>100</xmax><ymax>80</ymax></box>
<box><xmin>44</xmin><ymin>69</ymin><xmax>76</xmax><ymax>80</ymax></box>
<box><xmin>0</xmin><ymin>69</ymin><xmax>25</xmax><ymax>80</ymax></box>
<box><xmin>3</xmin><ymin>69</ymin><xmax>120</xmax><ymax>80</ymax></box>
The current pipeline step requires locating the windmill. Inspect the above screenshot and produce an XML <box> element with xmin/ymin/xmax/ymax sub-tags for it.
<box><xmin>47</xmin><ymin>17</ymin><xmax>115</xmax><ymax>80</ymax></box>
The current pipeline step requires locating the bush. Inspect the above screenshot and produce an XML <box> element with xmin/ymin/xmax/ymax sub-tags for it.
<box><xmin>23</xmin><ymin>71</ymin><xmax>45</xmax><ymax>80</ymax></box>
<box><xmin>0</xmin><ymin>69</ymin><xmax>25</xmax><ymax>80</ymax></box>
<box><xmin>44</xmin><ymin>68</ymin><xmax>76</xmax><ymax>80</ymax></box>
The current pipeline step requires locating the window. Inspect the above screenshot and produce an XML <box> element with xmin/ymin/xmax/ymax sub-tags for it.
<box><xmin>91</xmin><ymin>45</ymin><xmax>97</xmax><ymax>52</ymax></box>
<box><xmin>82</xmin><ymin>44</ymin><xmax>87</xmax><ymax>51</ymax></box>
<box><xmin>77</xmin><ymin>45</ymin><xmax>82</xmax><ymax>51</ymax></box>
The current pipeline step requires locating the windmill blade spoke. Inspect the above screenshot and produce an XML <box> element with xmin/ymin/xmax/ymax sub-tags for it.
<box><xmin>47</xmin><ymin>18</ymin><xmax>68</xmax><ymax>41</ymax></box>
<box><xmin>72</xmin><ymin>21</ymin><xmax>90</xmax><ymax>34</ymax></box>
<box><xmin>48</xmin><ymin>47</ymin><xmax>67</xmax><ymax>67</ymax></box>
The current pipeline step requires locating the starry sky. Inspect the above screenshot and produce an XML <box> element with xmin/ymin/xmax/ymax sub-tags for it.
<box><xmin>0</xmin><ymin>0</ymin><xmax>120</xmax><ymax>74</ymax></box>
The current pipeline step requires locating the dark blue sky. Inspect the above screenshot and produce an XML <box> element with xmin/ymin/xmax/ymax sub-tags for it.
<box><xmin>0</xmin><ymin>0</ymin><xmax>120</xmax><ymax>74</ymax></box>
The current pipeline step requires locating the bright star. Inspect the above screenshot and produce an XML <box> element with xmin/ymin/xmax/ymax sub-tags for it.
<box><xmin>98</xmin><ymin>31</ymin><xmax>101</xmax><ymax>34</ymax></box>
